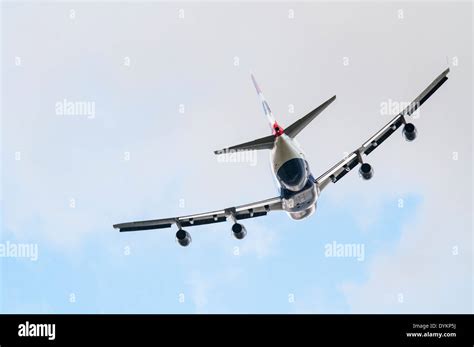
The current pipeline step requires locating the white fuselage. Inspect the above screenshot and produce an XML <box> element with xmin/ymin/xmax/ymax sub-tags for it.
<box><xmin>270</xmin><ymin>134</ymin><xmax>319</xmax><ymax>220</ymax></box>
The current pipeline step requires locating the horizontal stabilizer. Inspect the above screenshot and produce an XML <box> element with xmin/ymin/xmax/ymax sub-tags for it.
<box><xmin>285</xmin><ymin>95</ymin><xmax>336</xmax><ymax>138</ymax></box>
<box><xmin>214</xmin><ymin>134</ymin><xmax>275</xmax><ymax>154</ymax></box>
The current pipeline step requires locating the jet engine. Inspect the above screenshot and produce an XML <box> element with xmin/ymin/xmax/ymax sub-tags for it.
<box><xmin>176</xmin><ymin>229</ymin><xmax>192</xmax><ymax>247</ymax></box>
<box><xmin>232</xmin><ymin>223</ymin><xmax>247</xmax><ymax>240</ymax></box>
<box><xmin>359</xmin><ymin>163</ymin><xmax>374</xmax><ymax>180</ymax></box>
<box><xmin>403</xmin><ymin>123</ymin><xmax>417</xmax><ymax>141</ymax></box>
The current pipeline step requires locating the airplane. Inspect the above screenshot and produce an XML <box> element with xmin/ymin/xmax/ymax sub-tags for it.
<box><xmin>114</xmin><ymin>68</ymin><xmax>450</xmax><ymax>246</ymax></box>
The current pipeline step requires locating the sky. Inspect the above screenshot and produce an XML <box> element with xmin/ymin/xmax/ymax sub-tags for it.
<box><xmin>1</xmin><ymin>1</ymin><xmax>472</xmax><ymax>313</ymax></box>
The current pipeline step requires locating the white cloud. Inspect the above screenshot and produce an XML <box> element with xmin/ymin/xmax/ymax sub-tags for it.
<box><xmin>239</xmin><ymin>223</ymin><xmax>279</xmax><ymax>259</ymax></box>
<box><xmin>341</xmin><ymin>187</ymin><xmax>472</xmax><ymax>313</ymax></box>
<box><xmin>186</xmin><ymin>271</ymin><xmax>212</xmax><ymax>313</ymax></box>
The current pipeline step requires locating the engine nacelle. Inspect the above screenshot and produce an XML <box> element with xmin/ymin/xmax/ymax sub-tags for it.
<box><xmin>232</xmin><ymin>223</ymin><xmax>247</xmax><ymax>240</ymax></box>
<box><xmin>176</xmin><ymin>229</ymin><xmax>192</xmax><ymax>247</ymax></box>
<box><xmin>359</xmin><ymin>163</ymin><xmax>374</xmax><ymax>180</ymax></box>
<box><xmin>403</xmin><ymin>123</ymin><xmax>417</xmax><ymax>141</ymax></box>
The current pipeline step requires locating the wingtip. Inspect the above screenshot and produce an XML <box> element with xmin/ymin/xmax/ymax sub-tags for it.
<box><xmin>326</xmin><ymin>95</ymin><xmax>337</xmax><ymax>104</ymax></box>
<box><xmin>250</xmin><ymin>74</ymin><xmax>262</xmax><ymax>94</ymax></box>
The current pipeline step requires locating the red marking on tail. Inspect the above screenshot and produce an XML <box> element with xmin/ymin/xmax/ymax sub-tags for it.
<box><xmin>273</xmin><ymin>122</ymin><xmax>284</xmax><ymax>137</ymax></box>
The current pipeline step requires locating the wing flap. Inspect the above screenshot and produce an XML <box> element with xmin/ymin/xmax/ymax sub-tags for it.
<box><xmin>236</xmin><ymin>211</ymin><xmax>267</xmax><ymax>220</ymax></box>
<box><xmin>401</xmin><ymin>68</ymin><xmax>449</xmax><ymax>117</ymax></box>
<box><xmin>362</xmin><ymin>115</ymin><xmax>404</xmax><ymax>155</ymax></box>
<box><xmin>119</xmin><ymin>223</ymin><xmax>173</xmax><ymax>232</ymax></box>
<box><xmin>180</xmin><ymin>216</ymin><xmax>227</xmax><ymax>228</ymax></box>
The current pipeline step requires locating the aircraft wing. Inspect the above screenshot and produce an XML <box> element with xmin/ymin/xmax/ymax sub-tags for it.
<box><xmin>315</xmin><ymin>68</ymin><xmax>450</xmax><ymax>191</ymax></box>
<box><xmin>114</xmin><ymin>196</ymin><xmax>283</xmax><ymax>232</ymax></box>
